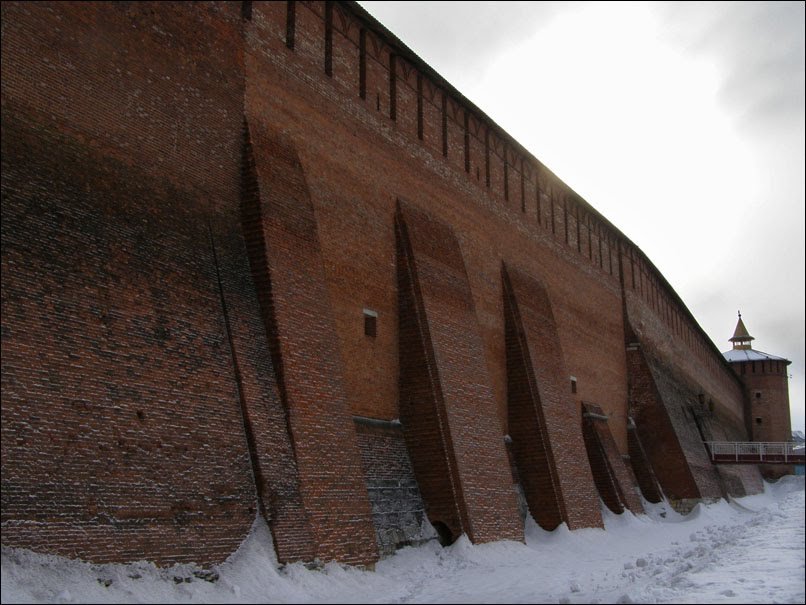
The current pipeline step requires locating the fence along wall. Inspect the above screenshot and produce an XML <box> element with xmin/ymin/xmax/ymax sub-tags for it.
<box><xmin>1</xmin><ymin>0</ymin><xmax>762</xmax><ymax>566</ymax></box>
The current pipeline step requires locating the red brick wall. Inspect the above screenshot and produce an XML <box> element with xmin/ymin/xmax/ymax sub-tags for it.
<box><xmin>237</xmin><ymin>124</ymin><xmax>317</xmax><ymax>564</ymax></box>
<box><xmin>503</xmin><ymin>271</ymin><xmax>565</xmax><ymax>530</ymax></box>
<box><xmin>353</xmin><ymin>418</ymin><xmax>429</xmax><ymax>556</ymax></box>
<box><xmin>702</xmin><ymin>416</ymin><xmax>765</xmax><ymax>496</ymax></box>
<box><xmin>582</xmin><ymin>412</ymin><xmax>625</xmax><ymax>514</ymax></box>
<box><xmin>396</xmin><ymin>209</ymin><xmax>468</xmax><ymax>543</ymax></box>
<box><xmin>735</xmin><ymin>361</ymin><xmax>792</xmax><ymax>443</ymax></box>
<box><xmin>581</xmin><ymin>403</ymin><xmax>644</xmax><ymax>514</ymax></box>
<box><xmin>627</xmin><ymin>424</ymin><xmax>663</xmax><ymax>503</ymax></box>
<box><xmin>503</xmin><ymin>266</ymin><xmax>603</xmax><ymax>529</ymax></box>
<box><xmin>622</xmin><ymin>278</ymin><xmax>763</xmax><ymax>499</ymax></box>
<box><xmin>644</xmin><ymin>352</ymin><xmax>726</xmax><ymax>500</ymax></box>
<box><xmin>2</xmin><ymin>0</ymin><xmax>772</xmax><ymax>566</ymax></box>
<box><xmin>626</xmin><ymin>344</ymin><xmax>703</xmax><ymax>500</ymax></box>
<box><xmin>244</xmin><ymin>120</ymin><xmax>378</xmax><ymax>565</ymax></box>
<box><xmin>246</xmin><ymin>2</ymin><xmax>632</xmax><ymax>447</ymax></box>
<box><xmin>730</xmin><ymin>359</ymin><xmax>792</xmax><ymax>480</ymax></box>
<box><xmin>396</xmin><ymin>203</ymin><xmax>523</xmax><ymax>544</ymax></box>
<box><xmin>621</xmin><ymin>260</ymin><xmax>748</xmax><ymax>435</ymax></box>
<box><xmin>1</xmin><ymin>1</ymin><xmax>257</xmax><ymax>565</ymax></box>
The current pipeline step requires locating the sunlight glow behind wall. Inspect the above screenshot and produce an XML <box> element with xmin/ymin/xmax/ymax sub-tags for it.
<box><xmin>358</xmin><ymin>1</ymin><xmax>805</xmax><ymax>433</ymax></box>
<box><xmin>466</xmin><ymin>3</ymin><xmax>757</xmax><ymax>296</ymax></box>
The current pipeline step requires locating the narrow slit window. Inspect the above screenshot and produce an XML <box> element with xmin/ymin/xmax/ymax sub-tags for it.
<box><xmin>570</xmin><ymin>376</ymin><xmax>577</xmax><ymax>394</ymax></box>
<box><xmin>503</xmin><ymin>145</ymin><xmax>509</xmax><ymax>201</ymax></box>
<box><xmin>286</xmin><ymin>0</ymin><xmax>296</xmax><ymax>50</ymax></box>
<box><xmin>463</xmin><ymin>112</ymin><xmax>470</xmax><ymax>172</ymax></box>
<box><xmin>324</xmin><ymin>1</ymin><xmax>333</xmax><ymax>77</ymax></box>
<box><xmin>389</xmin><ymin>54</ymin><xmax>397</xmax><ymax>120</ymax></box>
<box><xmin>536</xmin><ymin>177</ymin><xmax>542</xmax><ymax>224</ymax></box>
<box><xmin>364</xmin><ymin>309</ymin><xmax>378</xmax><ymax>337</ymax></box>
<box><xmin>520</xmin><ymin>165</ymin><xmax>525</xmax><ymax>213</ymax></box>
<box><xmin>359</xmin><ymin>28</ymin><xmax>366</xmax><ymax>99</ymax></box>
<box><xmin>441</xmin><ymin>93</ymin><xmax>448</xmax><ymax>157</ymax></box>
<box><xmin>417</xmin><ymin>73</ymin><xmax>423</xmax><ymax>140</ymax></box>
<box><xmin>484</xmin><ymin>130</ymin><xmax>490</xmax><ymax>188</ymax></box>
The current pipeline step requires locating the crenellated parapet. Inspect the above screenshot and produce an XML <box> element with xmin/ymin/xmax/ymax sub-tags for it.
<box><xmin>259</xmin><ymin>1</ymin><xmax>742</xmax><ymax>408</ymax></box>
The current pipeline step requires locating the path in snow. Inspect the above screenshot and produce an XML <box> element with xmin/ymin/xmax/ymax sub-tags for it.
<box><xmin>591</xmin><ymin>488</ymin><xmax>806</xmax><ymax>604</ymax></box>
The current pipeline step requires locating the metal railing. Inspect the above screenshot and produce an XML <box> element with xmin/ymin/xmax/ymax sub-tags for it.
<box><xmin>704</xmin><ymin>441</ymin><xmax>805</xmax><ymax>464</ymax></box>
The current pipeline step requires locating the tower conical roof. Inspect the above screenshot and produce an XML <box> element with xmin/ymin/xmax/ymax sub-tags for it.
<box><xmin>729</xmin><ymin>312</ymin><xmax>754</xmax><ymax>349</ymax></box>
<box><xmin>723</xmin><ymin>312</ymin><xmax>791</xmax><ymax>364</ymax></box>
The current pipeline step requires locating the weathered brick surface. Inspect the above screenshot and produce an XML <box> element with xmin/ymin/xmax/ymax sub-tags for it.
<box><xmin>732</xmin><ymin>360</ymin><xmax>792</xmax><ymax>443</ymax></box>
<box><xmin>396</xmin><ymin>210</ymin><xmax>467</xmax><ymax>543</ymax></box>
<box><xmin>396</xmin><ymin>203</ymin><xmax>523</xmax><ymax>544</ymax></box>
<box><xmin>622</xmin><ymin>267</ymin><xmax>749</xmax><ymax>439</ymax></box>
<box><xmin>502</xmin><ymin>265</ymin><xmax>602</xmax><ymax>530</ymax></box>
<box><xmin>627</xmin><ymin>424</ymin><xmax>663</xmax><ymax>503</ymax></box>
<box><xmin>626</xmin><ymin>343</ymin><xmax>702</xmax><ymax>500</ymax></box>
<box><xmin>582</xmin><ymin>412</ymin><xmax>625</xmax><ymax>514</ymax></box>
<box><xmin>620</xmin><ymin>243</ymin><xmax>765</xmax><ymax>499</ymax></box>
<box><xmin>581</xmin><ymin>403</ymin><xmax>644</xmax><ymax>514</ymax></box>
<box><xmin>725</xmin><ymin>353</ymin><xmax>792</xmax><ymax>480</ymax></box>
<box><xmin>503</xmin><ymin>267</ymin><xmax>568</xmax><ymax>530</ymax></box>
<box><xmin>244</xmin><ymin>120</ymin><xmax>378</xmax><ymax>566</ymax></box>
<box><xmin>626</xmin><ymin>337</ymin><xmax>763</xmax><ymax>500</ymax></box>
<box><xmin>353</xmin><ymin>418</ymin><xmax>431</xmax><ymax>556</ymax></box>
<box><xmin>2</xmin><ymin>0</ymin><xmax>775</xmax><ymax>566</ymax></box>
<box><xmin>1</xmin><ymin>1</ymin><xmax>258</xmax><ymax>565</ymax></box>
<box><xmin>234</xmin><ymin>124</ymin><xmax>317</xmax><ymax>563</ymax></box>
<box><xmin>1</xmin><ymin>117</ymin><xmax>256</xmax><ymax>565</ymax></box>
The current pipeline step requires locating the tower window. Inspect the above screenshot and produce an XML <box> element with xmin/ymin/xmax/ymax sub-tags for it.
<box><xmin>570</xmin><ymin>376</ymin><xmax>577</xmax><ymax>394</ymax></box>
<box><xmin>755</xmin><ymin>391</ymin><xmax>761</xmax><ymax>399</ymax></box>
<box><xmin>755</xmin><ymin>417</ymin><xmax>763</xmax><ymax>425</ymax></box>
<box><xmin>363</xmin><ymin>309</ymin><xmax>378</xmax><ymax>337</ymax></box>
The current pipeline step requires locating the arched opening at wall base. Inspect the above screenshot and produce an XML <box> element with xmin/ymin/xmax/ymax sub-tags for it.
<box><xmin>581</xmin><ymin>406</ymin><xmax>626</xmax><ymax>515</ymax></box>
<box><xmin>431</xmin><ymin>521</ymin><xmax>457</xmax><ymax>547</ymax></box>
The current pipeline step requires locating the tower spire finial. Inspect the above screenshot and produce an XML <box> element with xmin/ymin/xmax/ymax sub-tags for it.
<box><xmin>730</xmin><ymin>312</ymin><xmax>754</xmax><ymax>349</ymax></box>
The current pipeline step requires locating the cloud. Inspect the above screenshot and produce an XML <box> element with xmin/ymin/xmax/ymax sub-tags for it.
<box><xmin>656</xmin><ymin>1</ymin><xmax>805</xmax><ymax>133</ymax></box>
<box><xmin>358</xmin><ymin>1</ymin><xmax>572</xmax><ymax>84</ymax></box>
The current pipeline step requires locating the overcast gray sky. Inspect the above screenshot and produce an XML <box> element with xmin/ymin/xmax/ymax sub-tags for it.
<box><xmin>359</xmin><ymin>1</ymin><xmax>805</xmax><ymax>432</ymax></box>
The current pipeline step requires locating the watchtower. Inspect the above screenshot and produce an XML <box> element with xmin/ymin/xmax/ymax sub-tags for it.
<box><xmin>723</xmin><ymin>313</ymin><xmax>793</xmax><ymax>478</ymax></box>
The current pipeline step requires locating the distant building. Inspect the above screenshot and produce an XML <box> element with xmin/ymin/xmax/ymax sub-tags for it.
<box><xmin>723</xmin><ymin>313</ymin><xmax>793</xmax><ymax>479</ymax></box>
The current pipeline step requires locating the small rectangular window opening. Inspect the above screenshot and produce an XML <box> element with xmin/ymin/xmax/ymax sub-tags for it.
<box><xmin>286</xmin><ymin>0</ymin><xmax>296</xmax><ymax>50</ymax></box>
<box><xmin>241</xmin><ymin>1</ymin><xmax>252</xmax><ymax>20</ymax></box>
<box><xmin>570</xmin><ymin>376</ymin><xmax>577</xmax><ymax>394</ymax></box>
<box><xmin>755</xmin><ymin>417</ymin><xmax>763</xmax><ymax>425</ymax></box>
<box><xmin>363</xmin><ymin>309</ymin><xmax>378</xmax><ymax>337</ymax></box>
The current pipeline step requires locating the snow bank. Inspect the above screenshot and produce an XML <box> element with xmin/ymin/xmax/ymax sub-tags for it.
<box><xmin>2</xmin><ymin>477</ymin><xmax>803</xmax><ymax>604</ymax></box>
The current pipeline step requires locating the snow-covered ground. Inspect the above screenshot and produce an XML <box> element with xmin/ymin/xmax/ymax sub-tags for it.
<box><xmin>3</xmin><ymin>476</ymin><xmax>804</xmax><ymax>604</ymax></box>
